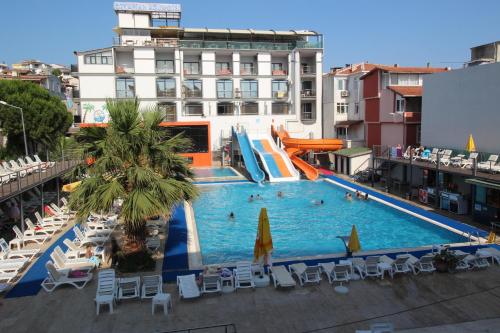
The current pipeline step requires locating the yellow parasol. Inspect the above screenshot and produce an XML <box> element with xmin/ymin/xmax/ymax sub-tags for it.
<box><xmin>62</xmin><ymin>181</ymin><xmax>81</xmax><ymax>192</ymax></box>
<box><xmin>347</xmin><ymin>225</ymin><xmax>361</xmax><ymax>253</ymax></box>
<box><xmin>466</xmin><ymin>134</ymin><xmax>476</xmax><ymax>152</ymax></box>
<box><xmin>253</xmin><ymin>208</ymin><xmax>273</xmax><ymax>264</ymax></box>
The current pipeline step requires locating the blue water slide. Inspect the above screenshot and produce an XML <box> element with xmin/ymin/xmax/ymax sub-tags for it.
<box><xmin>251</xmin><ymin>140</ymin><xmax>283</xmax><ymax>178</ymax></box>
<box><xmin>233</xmin><ymin>129</ymin><xmax>265</xmax><ymax>182</ymax></box>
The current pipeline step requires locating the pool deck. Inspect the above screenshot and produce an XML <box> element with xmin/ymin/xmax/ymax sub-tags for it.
<box><xmin>1</xmin><ymin>264</ymin><xmax>500</xmax><ymax>332</ymax></box>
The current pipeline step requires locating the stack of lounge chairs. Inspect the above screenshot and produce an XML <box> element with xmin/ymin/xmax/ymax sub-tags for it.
<box><xmin>0</xmin><ymin>155</ymin><xmax>56</xmax><ymax>184</ymax></box>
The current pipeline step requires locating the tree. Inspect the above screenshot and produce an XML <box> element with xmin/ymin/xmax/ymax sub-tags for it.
<box><xmin>68</xmin><ymin>99</ymin><xmax>198</xmax><ymax>244</ymax></box>
<box><xmin>0</xmin><ymin>80</ymin><xmax>72</xmax><ymax>155</ymax></box>
<box><xmin>51</xmin><ymin>68</ymin><xmax>62</xmax><ymax>77</ymax></box>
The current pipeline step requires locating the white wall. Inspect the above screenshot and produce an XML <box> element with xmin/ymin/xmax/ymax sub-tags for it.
<box><xmin>79</xmin><ymin>76</ymin><xmax>115</xmax><ymax>99</ymax></box>
<box><xmin>422</xmin><ymin>62</ymin><xmax>500</xmax><ymax>153</ymax></box>
<box><xmin>134</xmin><ymin>49</ymin><xmax>155</xmax><ymax>73</ymax></box>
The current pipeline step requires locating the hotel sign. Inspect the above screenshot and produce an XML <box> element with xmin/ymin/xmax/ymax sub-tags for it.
<box><xmin>113</xmin><ymin>2</ymin><xmax>181</xmax><ymax>13</ymax></box>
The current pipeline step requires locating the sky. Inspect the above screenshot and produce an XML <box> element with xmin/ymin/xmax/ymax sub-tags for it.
<box><xmin>1</xmin><ymin>0</ymin><xmax>499</xmax><ymax>69</ymax></box>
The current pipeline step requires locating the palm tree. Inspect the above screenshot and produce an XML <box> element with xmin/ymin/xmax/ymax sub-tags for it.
<box><xmin>68</xmin><ymin>99</ymin><xmax>198</xmax><ymax>243</ymax></box>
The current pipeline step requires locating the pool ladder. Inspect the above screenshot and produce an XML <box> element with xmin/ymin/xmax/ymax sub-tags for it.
<box><xmin>464</xmin><ymin>231</ymin><xmax>482</xmax><ymax>245</ymax></box>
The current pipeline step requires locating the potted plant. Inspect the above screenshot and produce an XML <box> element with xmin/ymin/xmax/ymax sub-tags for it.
<box><xmin>433</xmin><ymin>247</ymin><xmax>459</xmax><ymax>273</ymax></box>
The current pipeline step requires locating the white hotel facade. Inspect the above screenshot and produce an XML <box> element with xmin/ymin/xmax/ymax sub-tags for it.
<box><xmin>74</xmin><ymin>2</ymin><xmax>324</xmax><ymax>160</ymax></box>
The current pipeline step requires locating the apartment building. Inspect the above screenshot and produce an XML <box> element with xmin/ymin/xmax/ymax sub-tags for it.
<box><xmin>360</xmin><ymin>65</ymin><xmax>448</xmax><ymax>148</ymax></box>
<box><xmin>469</xmin><ymin>41</ymin><xmax>500</xmax><ymax>66</ymax></box>
<box><xmin>74</xmin><ymin>2</ymin><xmax>324</xmax><ymax>166</ymax></box>
<box><xmin>323</xmin><ymin>63</ymin><xmax>376</xmax><ymax>147</ymax></box>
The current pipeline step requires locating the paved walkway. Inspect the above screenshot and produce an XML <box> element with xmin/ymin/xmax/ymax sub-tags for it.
<box><xmin>1</xmin><ymin>265</ymin><xmax>499</xmax><ymax>332</ymax></box>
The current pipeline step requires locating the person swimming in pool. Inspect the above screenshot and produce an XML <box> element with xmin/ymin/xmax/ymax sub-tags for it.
<box><xmin>228</xmin><ymin>212</ymin><xmax>235</xmax><ymax>220</ymax></box>
<box><xmin>277</xmin><ymin>191</ymin><xmax>284</xmax><ymax>198</ymax></box>
<box><xmin>248</xmin><ymin>195</ymin><xmax>254</xmax><ymax>202</ymax></box>
<box><xmin>345</xmin><ymin>192</ymin><xmax>352</xmax><ymax>201</ymax></box>
<box><xmin>256</xmin><ymin>194</ymin><xmax>263</xmax><ymax>200</ymax></box>
<box><xmin>364</xmin><ymin>193</ymin><xmax>369</xmax><ymax>200</ymax></box>
<box><xmin>355</xmin><ymin>190</ymin><xmax>362</xmax><ymax>199</ymax></box>
<box><xmin>313</xmin><ymin>199</ymin><xmax>324</xmax><ymax>205</ymax></box>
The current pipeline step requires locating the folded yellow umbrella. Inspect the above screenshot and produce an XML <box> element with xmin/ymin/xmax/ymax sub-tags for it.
<box><xmin>348</xmin><ymin>225</ymin><xmax>361</xmax><ymax>253</ymax></box>
<box><xmin>466</xmin><ymin>134</ymin><xmax>476</xmax><ymax>152</ymax></box>
<box><xmin>62</xmin><ymin>181</ymin><xmax>81</xmax><ymax>192</ymax></box>
<box><xmin>254</xmin><ymin>207</ymin><xmax>273</xmax><ymax>264</ymax></box>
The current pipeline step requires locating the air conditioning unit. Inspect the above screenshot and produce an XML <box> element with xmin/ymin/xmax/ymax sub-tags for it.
<box><xmin>341</xmin><ymin>90</ymin><xmax>350</xmax><ymax>97</ymax></box>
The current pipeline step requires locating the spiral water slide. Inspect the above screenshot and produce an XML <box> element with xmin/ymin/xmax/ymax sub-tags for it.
<box><xmin>271</xmin><ymin>126</ymin><xmax>343</xmax><ymax>180</ymax></box>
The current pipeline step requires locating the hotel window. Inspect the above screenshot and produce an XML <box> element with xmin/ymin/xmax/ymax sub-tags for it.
<box><xmin>272</xmin><ymin>102</ymin><xmax>289</xmax><ymax>115</ymax></box>
<box><xmin>215</xmin><ymin>62</ymin><xmax>231</xmax><ymax>75</ymax></box>
<box><xmin>272</xmin><ymin>80</ymin><xmax>288</xmax><ymax>98</ymax></box>
<box><xmin>240</xmin><ymin>80</ymin><xmax>258</xmax><ymax>98</ymax></box>
<box><xmin>390</xmin><ymin>74</ymin><xmax>399</xmax><ymax>85</ymax></box>
<box><xmin>216</xmin><ymin>80</ymin><xmax>233</xmax><ymax>99</ymax></box>
<box><xmin>156</xmin><ymin>60</ymin><xmax>174</xmax><ymax>74</ymax></box>
<box><xmin>156</xmin><ymin>78</ymin><xmax>176</xmax><ymax>98</ymax></box>
<box><xmin>396</xmin><ymin>99</ymin><xmax>405</xmax><ymax>112</ymax></box>
<box><xmin>183</xmin><ymin>62</ymin><xmax>200</xmax><ymax>75</ymax></box>
<box><xmin>240</xmin><ymin>63</ymin><xmax>255</xmax><ymax>75</ymax></box>
<box><xmin>336</xmin><ymin>102</ymin><xmax>348</xmax><ymax>113</ymax></box>
<box><xmin>184</xmin><ymin>103</ymin><xmax>203</xmax><ymax>116</ymax></box>
<box><xmin>116</xmin><ymin>78</ymin><xmax>135</xmax><ymax>98</ymax></box>
<box><xmin>158</xmin><ymin>102</ymin><xmax>176</xmax><ymax>122</ymax></box>
<box><xmin>301</xmin><ymin>103</ymin><xmax>315</xmax><ymax>121</ymax></box>
<box><xmin>382</xmin><ymin>73</ymin><xmax>390</xmax><ymax>88</ymax></box>
<box><xmin>336</xmin><ymin>127</ymin><xmax>347</xmax><ymax>139</ymax></box>
<box><xmin>84</xmin><ymin>51</ymin><xmax>112</xmax><ymax>65</ymax></box>
<box><xmin>241</xmin><ymin>102</ymin><xmax>259</xmax><ymax>115</ymax></box>
<box><xmin>337</xmin><ymin>79</ymin><xmax>347</xmax><ymax>90</ymax></box>
<box><xmin>217</xmin><ymin>102</ymin><xmax>234</xmax><ymax>116</ymax></box>
<box><xmin>271</xmin><ymin>63</ymin><xmax>284</xmax><ymax>71</ymax></box>
<box><xmin>183</xmin><ymin>80</ymin><xmax>202</xmax><ymax>98</ymax></box>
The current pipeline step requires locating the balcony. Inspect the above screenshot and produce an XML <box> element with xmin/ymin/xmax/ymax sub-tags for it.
<box><xmin>115</xmin><ymin>65</ymin><xmax>135</xmax><ymax>74</ymax></box>
<box><xmin>240</xmin><ymin>67</ymin><xmax>257</xmax><ymax>75</ymax></box>
<box><xmin>272</xmin><ymin>91</ymin><xmax>288</xmax><ymax>99</ymax></box>
<box><xmin>300</xmin><ymin>89</ymin><xmax>316</xmax><ymax>98</ymax></box>
<box><xmin>272</xmin><ymin>69</ymin><xmax>288</xmax><ymax>76</ymax></box>
<box><xmin>301</xmin><ymin>65</ymin><xmax>315</xmax><ymax>75</ymax></box>
<box><xmin>183</xmin><ymin>67</ymin><xmax>200</xmax><ymax>75</ymax></box>
<box><xmin>404</xmin><ymin>111</ymin><xmax>421</xmax><ymax>123</ymax></box>
<box><xmin>156</xmin><ymin>67</ymin><xmax>175</xmax><ymax>74</ymax></box>
<box><xmin>184</xmin><ymin>89</ymin><xmax>202</xmax><ymax>98</ymax></box>
<box><xmin>216</xmin><ymin>68</ymin><xmax>232</xmax><ymax>76</ymax></box>
<box><xmin>157</xmin><ymin>90</ymin><xmax>176</xmax><ymax>98</ymax></box>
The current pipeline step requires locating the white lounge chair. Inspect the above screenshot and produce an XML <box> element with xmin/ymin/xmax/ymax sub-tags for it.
<box><xmin>476</xmin><ymin>247</ymin><xmax>500</xmax><ymax>265</ymax></box>
<box><xmin>141</xmin><ymin>275</ymin><xmax>163</xmax><ymax>299</ymax></box>
<box><xmin>24</xmin><ymin>218</ymin><xmax>59</xmax><ymax>237</ymax></box>
<box><xmin>201</xmin><ymin>274</ymin><xmax>222</xmax><ymax>294</ymax></box>
<box><xmin>233</xmin><ymin>261</ymin><xmax>255</xmax><ymax>290</ymax></box>
<box><xmin>10</xmin><ymin>225</ymin><xmax>50</xmax><ymax>249</ymax></box>
<box><xmin>364</xmin><ymin>256</ymin><xmax>383</xmax><ymax>279</ymax></box>
<box><xmin>95</xmin><ymin>269</ymin><xmax>117</xmax><ymax>315</ymax></box>
<box><xmin>50</xmin><ymin>246</ymin><xmax>95</xmax><ymax>271</ymax></box>
<box><xmin>177</xmin><ymin>274</ymin><xmax>201</xmax><ymax>299</ymax></box>
<box><xmin>17</xmin><ymin>158</ymin><xmax>39</xmax><ymax>173</ymax></box>
<box><xmin>49</xmin><ymin>203</ymin><xmax>74</xmax><ymax>219</ymax></box>
<box><xmin>34</xmin><ymin>154</ymin><xmax>55</xmax><ymax>168</ymax></box>
<box><xmin>73</xmin><ymin>226</ymin><xmax>108</xmax><ymax>246</ymax></box>
<box><xmin>41</xmin><ymin>261</ymin><xmax>93</xmax><ymax>292</ymax></box>
<box><xmin>460</xmin><ymin>152</ymin><xmax>478</xmax><ymax>168</ymax></box>
<box><xmin>331</xmin><ymin>264</ymin><xmax>350</xmax><ymax>286</ymax></box>
<box><xmin>269</xmin><ymin>265</ymin><xmax>296</xmax><ymax>288</ymax></box>
<box><xmin>25</xmin><ymin>156</ymin><xmax>47</xmax><ymax>171</ymax></box>
<box><xmin>392</xmin><ymin>255</ymin><xmax>412</xmax><ymax>275</ymax></box>
<box><xmin>0</xmin><ymin>271</ymin><xmax>17</xmax><ymax>283</ymax></box>
<box><xmin>349</xmin><ymin>257</ymin><xmax>367</xmax><ymax>279</ymax></box>
<box><xmin>410</xmin><ymin>254</ymin><xmax>436</xmax><ymax>274</ymax></box>
<box><xmin>63</xmin><ymin>239</ymin><xmax>86</xmax><ymax>259</ymax></box>
<box><xmin>478</xmin><ymin>154</ymin><xmax>499</xmax><ymax>171</ymax></box>
<box><xmin>10</xmin><ymin>160</ymin><xmax>33</xmax><ymax>175</ymax></box>
<box><xmin>288</xmin><ymin>262</ymin><xmax>321</xmax><ymax>286</ymax></box>
<box><xmin>0</xmin><ymin>238</ymin><xmax>39</xmax><ymax>259</ymax></box>
<box><xmin>0</xmin><ymin>258</ymin><xmax>28</xmax><ymax>273</ymax></box>
<box><xmin>319</xmin><ymin>262</ymin><xmax>336</xmax><ymax>284</ymax></box>
<box><xmin>439</xmin><ymin>150</ymin><xmax>453</xmax><ymax>166</ymax></box>
<box><xmin>35</xmin><ymin>211</ymin><xmax>67</xmax><ymax>227</ymax></box>
<box><xmin>2</xmin><ymin>161</ymin><xmax>27</xmax><ymax>177</ymax></box>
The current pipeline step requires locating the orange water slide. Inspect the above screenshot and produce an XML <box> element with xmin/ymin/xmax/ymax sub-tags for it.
<box><xmin>271</xmin><ymin>126</ymin><xmax>343</xmax><ymax>180</ymax></box>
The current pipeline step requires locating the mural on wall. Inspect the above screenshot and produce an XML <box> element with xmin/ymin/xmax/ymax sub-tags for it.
<box><xmin>82</xmin><ymin>103</ymin><xmax>108</xmax><ymax>123</ymax></box>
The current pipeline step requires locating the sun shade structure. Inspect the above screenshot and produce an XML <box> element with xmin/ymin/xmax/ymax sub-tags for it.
<box><xmin>62</xmin><ymin>181</ymin><xmax>81</xmax><ymax>193</ymax></box>
<box><xmin>254</xmin><ymin>208</ymin><xmax>273</xmax><ymax>264</ymax></box>
<box><xmin>348</xmin><ymin>225</ymin><xmax>361</xmax><ymax>253</ymax></box>
<box><xmin>466</xmin><ymin>134</ymin><xmax>476</xmax><ymax>152</ymax></box>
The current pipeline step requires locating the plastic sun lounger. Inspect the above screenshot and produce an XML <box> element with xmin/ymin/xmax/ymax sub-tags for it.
<box><xmin>414</xmin><ymin>254</ymin><xmax>436</xmax><ymax>274</ymax></box>
<box><xmin>34</xmin><ymin>154</ymin><xmax>55</xmax><ymax>168</ymax></box>
<box><xmin>289</xmin><ymin>263</ymin><xmax>321</xmax><ymax>286</ymax></box>
<box><xmin>0</xmin><ymin>238</ymin><xmax>39</xmax><ymax>259</ymax></box>
<box><xmin>364</xmin><ymin>256</ymin><xmax>383</xmax><ymax>279</ymax></box>
<box><xmin>41</xmin><ymin>261</ymin><xmax>93</xmax><ymax>293</ymax></box>
<box><xmin>319</xmin><ymin>262</ymin><xmax>336</xmax><ymax>284</ymax></box>
<box><xmin>11</xmin><ymin>225</ymin><xmax>51</xmax><ymax>248</ymax></box>
<box><xmin>141</xmin><ymin>275</ymin><xmax>163</xmax><ymax>299</ymax></box>
<box><xmin>177</xmin><ymin>274</ymin><xmax>201</xmax><ymax>299</ymax></box>
<box><xmin>270</xmin><ymin>265</ymin><xmax>296</xmax><ymax>288</ymax></box>
<box><xmin>24</xmin><ymin>219</ymin><xmax>59</xmax><ymax>237</ymax></box>
<box><xmin>73</xmin><ymin>227</ymin><xmax>108</xmax><ymax>246</ymax></box>
<box><xmin>50</xmin><ymin>247</ymin><xmax>95</xmax><ymax>271</ymax></box>
<box><xmin>392</xmin><ymin>256</ymin><xmax>412</xmax><ymax>275</ymax></box>
<box><xmin>202</xmin><ymin>274</ymin><xmax>222</xmax><ymax>294</ymax></box>
<box><xmin>233</xmin><ymin>261</ymin><xmax>255</xmax><ymax>290</ymax></box>
<box><xmin>476</xmin><ymin>247</ymin><xmax>500</xmax><ymax>265</ymax></box>
<box><xmin>95</xmin><ymin>269</ymin><xmax>117</xmax><ymax>315</ymax></box>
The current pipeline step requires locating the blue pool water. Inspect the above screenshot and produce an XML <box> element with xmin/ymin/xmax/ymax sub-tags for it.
<box><xmin>194</xmin><ymin>167</ymin><xmax>238</xmax><ymax>178</ymax></box>
<box><xmin>193</xmin><ymin>181</ymin><xmax>466</xmax><ymax>264</ymax></box>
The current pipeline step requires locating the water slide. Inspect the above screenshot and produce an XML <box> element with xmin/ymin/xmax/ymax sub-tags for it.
<box><xmin>248</xmin><ymin>133</ymin><xmax>300</xmax><ymax>182</ymax></box>
<box><xmin>271</xmin><ymin>126</ymin><xmax>343</xmax><ymax>180</ymax></box>
<box><xmin>233</xmin><ymin>129</ymin><xmax>265</xmax><ymax>183</ymax></box>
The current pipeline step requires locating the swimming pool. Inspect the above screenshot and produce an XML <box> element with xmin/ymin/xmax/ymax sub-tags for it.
<box><xmin>192</xmin><ymin>181</ymin><xmax>467</xmax><ymax>265</ymax></box>
<box><xmin>193</xmin><ymin>167</ymin><xmax>238</xmax><ymax>178</ymax></box>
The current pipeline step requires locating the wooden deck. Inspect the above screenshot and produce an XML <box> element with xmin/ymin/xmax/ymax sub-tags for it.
<box><xmin>0</xmin><ymin>160</ymin><xmax>79</xmax><ymax>203</ymax></box>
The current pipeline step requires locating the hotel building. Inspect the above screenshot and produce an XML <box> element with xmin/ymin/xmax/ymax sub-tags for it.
<box><xmin>73</xmin><ymin>2</ymin><xmax>324</xmax><ymax>166</ymax></box>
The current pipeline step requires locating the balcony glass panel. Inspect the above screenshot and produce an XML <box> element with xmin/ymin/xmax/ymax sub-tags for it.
<box><xmin>156</xmin><ymin>78</ymin><xmax>176</xmax><ymax>98</ymax></box>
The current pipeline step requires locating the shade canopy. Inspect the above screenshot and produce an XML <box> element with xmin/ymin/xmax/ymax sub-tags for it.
<box><xmin>253</xmin><ymin>208</ymin><xmax>273</xmax><ymax>264</ymax></box>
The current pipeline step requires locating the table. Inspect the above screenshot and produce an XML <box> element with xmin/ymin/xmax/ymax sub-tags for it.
<box><xmin>220</xmin><ymin>275</ymin><xmax>234</xmax><ymax>293</ymax></box>
<box><xmin>377</xmin><ymin>262</ymin><xmax>394</xmax><ymax>279</ymax></box>
<box><xmin>253</xmin><ymin>274</ymin><xmax>270</xmax><ymax>288</ymax></box>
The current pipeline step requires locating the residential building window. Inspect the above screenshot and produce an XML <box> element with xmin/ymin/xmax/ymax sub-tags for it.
<box><xmin>241</xmin><ymin>102</ymin><xmax>258</xmax><ymax>115</ymax></box>
<box><xmin>271</xmin><ymin>63</ymin><xmax>287</xmax><ymax>75</ymax></box>
<box><xmin>390</xmin><ymin>74</ymin><xmax>399</xmax><ymax>85</ymax></box>
<box><xmin>215</xmin><ymin>62</ymin><xmax>232</xmax><ymax>75</ymax></box>
<box><xmin>156</xmin><ymin>78</ymin><xmax>176</xmax><ymax>97</ymax></box>
<box><xmin>272</xmin><ymin>102</ymin><xmax>289</xmax><ymax>115</ymax></box>
<box><xmin>240</xmin><ymin>63</ymin><xmax>255</xmax><ymax>75</ymax></box>
<box><xmin>84</xmin><ymin>51</ymin><xmax>112</xmax><ymax>65</ymax></box>
<box><xmin>183</xmin><ymin>62</ymin><xmax>200</xmax><ymax>75</ymax></box>
<box><xmin>156</xmin><ymin>60</ymin><xmax>174</xmax><ymax>73</ymax></box>
<box><xmin>183</xmin><ymin>80</ymin><xmax>202</xmax><ymax>98</ymax></box>
<box><xmin>355</xmin><ymin>102</ymin><xmax>359</xmax><ymax>114</ymax></box>
<box><xmin>301</xmin><ymin>103</ymin><xmax>315</xmax><ymax>121</ymax></box>
<box><xmin>396</xmin><ymin>99</ymin><xmax>405</xmax><ymax>112</ymax></box>
<box><xmin>272</xmin><ymin>80</ymin><xmax>288</xmax><ymax>98</ymax></box>
<box><xmin>338</xmin><ymin>79</ymin><xmax>347</xmax><ymax>90</ymax></box>
<box><xmin>336</xmin><ymin>102</ymin><xmax>348</xmax><ymax>113</ymax></box>
<box><xmin>382</xmin><ymin>73</ymin><xmax>389</xmax><ymax>88</ymax></box>
<box><xmin>217</xmin><ymin>102</ymin><xmax>234</xmax><ymax>115</ymax></box>
<box><xmin>216</xmin><ymin>80</ymin><xmax>233</xmax><ymax>99</ymax></box>
<box><xmin>336</xmin><ymin>127</ymin><xmax>347</xmax><ymax>139</ymax></box>
<box><xmin>184</xmin><ymin>103</ymin><xmax>203</xmax><ymax>116</ymax></box>
<box><xmin>158</xmin><ymin>102</ymin><xmax>176</xmax><ymax>122</ymax></box>
<box><xmin>116</xmin><ymin>78</ymin><xmax>135</xmax><ymax>98</ymax></box>
<box><xmin>390</xmin><ymin>74</ymin><xmax>422</xmax><ymax>86</ymax></box>
<box><xmin>240</xmin><ymin>80</ymin><xmax>258</xmax><ymax>98</ymax></box>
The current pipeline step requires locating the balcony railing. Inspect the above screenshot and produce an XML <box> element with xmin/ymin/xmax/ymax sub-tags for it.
<box><xmin>115</xmin><ymin>66</ymin><xmax>135</xmax><ymax>74</ymax></box>
<box><xmin>183</xmin><ymin>69</ymin><xmax>200</xmax><ymax>75</ymax></box>
<box><xmin>156</xmin><ymin>67</ymin><xmax>175</xmax><ymax>74</ymax></box>
<box><xmin>216</xmin><ymin>68</ymin><xmax>232</xmax><ymax>76</ymax></box>
<box><xmin>157</xmin><ymin>90</ymin><xmax>176</xmax><ymax>98</ymax></box>
<box><xmin>301</xmin><ymin>89</ymin><xmax>316</xmax><ymax>97</ymax></box>
<box><xmin>272</xmin><ymin>69</ymin><xmax>288</xmax><ymax>76</ymax></box>
<box><xmin>184</xmin><ymin>90</ymin><xmax>202</xmax><ymax>98</ymax></box>
<box><xmin>240</xmin><ymin>67</ymin><xmax>257</xmax><ymax>75</ymax></box>
<box><xmin>404</xmin><ymin>111</ymin><xmax>421</xmax><ymax>122</ymax></box>
<box><xmin>301</xmin><ymin>65</ymin><xmax>315</xmax><ymax>74</ymax></box>
<box><xmin>272</xmin><ymin>91</ymin><xmax>288</xmax><ymax>99</ymax></box>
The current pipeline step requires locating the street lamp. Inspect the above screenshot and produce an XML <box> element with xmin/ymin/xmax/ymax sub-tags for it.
<box><xmin>0</xmin><ymin>100</ymin><xmax>29</xmax><ymax>156</ymax></box>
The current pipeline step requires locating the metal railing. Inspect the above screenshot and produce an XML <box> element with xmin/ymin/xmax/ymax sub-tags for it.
<box><xmin>301</xmin><ymin>89</ymin><xmax>316</xmax><ymax>97</ymax></box>
<box><xmin>162</xmin><ymin>323</ymin><xmax>236</xmax><ymax>333</ymax></box>
<box><xmin>301</xmin><ymin>65</ymin><xmax>315</xmax><ymax>74</ymax></box>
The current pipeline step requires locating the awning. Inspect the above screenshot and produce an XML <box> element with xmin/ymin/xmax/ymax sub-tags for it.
<box><xmin>334</xmin><ymin>120</ymin><xmax>363</xmax><ymax>128</ymax></box>
<box><xmin>465</xmin><ymin>178</ymin><xmax>500</xmax><ymax>191</ymax></box>
<box><xmin>387</xmin><ymin>86</ymin><xmax>422</xmax><ymax>97</ymax></box>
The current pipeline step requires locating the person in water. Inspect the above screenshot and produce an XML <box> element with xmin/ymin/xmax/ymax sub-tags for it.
<box><xmin>345</xmin><ymin>192</ymin><xmax>352</xmax><ymax>201</ymax></box>
<box><xmin>355</xmin><ymin>190</ymin><xmax>362</xmax><ymax>199</ymax></box>
<box><xmin>256</xmin><ymin>194</ymin><xmax>263</xmax><ymax>200</ymax></box>
<box><xmin>364</xmin><ymin>193</ymin><xmax>369</xmax><ymax>200</ymax></box>
<box><xmin>277</xmin><ymin>191</ymin><xmax>284</xmax><ymax>198</ymax></box>
<box><xmin>228</xmin><ymin>212</ymin><xmax>235</xmax><ymax>220</ymax></box>
<box><xmin>248</xmin><ymin>195</ymin><xmax>254</xmax><ymax>202</ymax></box>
